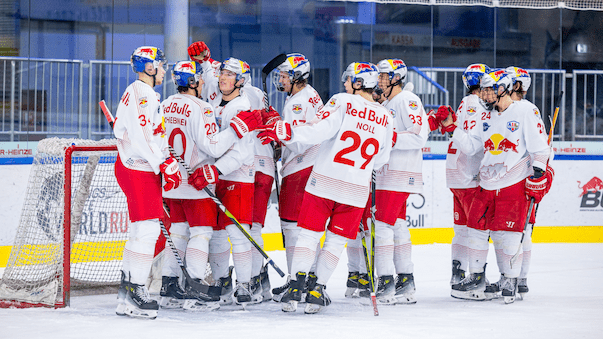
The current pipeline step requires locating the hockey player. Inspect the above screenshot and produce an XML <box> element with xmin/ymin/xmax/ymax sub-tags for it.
<box><xmin>159</xmin><ymin>60</ymin><xmax>262</xmax><ymax>311</ymax></box>
<box><xmin>113</xmin><ymin>46</ymin><xmax>176</xmax><ymax>319</ymax></box>
<box><xmin>370</xmin><ymin>58</ymin><xmax>429</xmax><ymax>305</ymax></box>
<box><xmin>199</xmin><ymin>57</ymin><xmax>257</xmax><ymax>307</ymax></box>
<box><xmin>445</xmin><ymin>64</ymin><xmax>489</xmax><ymax>294</ymax></box>
<box><xmin>187</xmin><ymin>41</ymin><xmax>221</xmax><ymax>102</ymax></box>
<box><xmin>268</xmin><ymin>53</ymin><xmax>325</xmax><ymax>302</ymax></box>
<box><xmin>240</xmin><ymin>65</ymin><xmax>274</xmax><ymax>302</ymax></box>
<box><xmin>260</xmin><ymin>62</ymin><xmax>394</xmax><ymax>314</ymax></box>
<box><xmin>443</xmin><ymin>69</ymin><xmax>554</xmax><ymax>304</ymax></box>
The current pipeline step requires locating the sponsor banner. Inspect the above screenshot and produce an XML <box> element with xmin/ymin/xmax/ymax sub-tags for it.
<box><xmin>0</xmin><ymin>142</ymin><xmax>37</xmax><ymax>157</ymax></box>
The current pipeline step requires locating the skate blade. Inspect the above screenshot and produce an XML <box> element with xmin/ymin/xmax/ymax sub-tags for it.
<box><xmin>160</xmin><ymin>297</ymin><xmax>185</xmax><ymax>309</ymax></box>
<box><xmin>503</xmin><ymin>296</ymin><xmax>516</xmax><ymax>304</ymax></box>
<box><xmin>261</xmin><ymin>292</ymin><xmax>273</xmax><ymax>302</ymax></box>
<box><xmin>451</xmin><ymin>289</ymin><xmax>487</xmax><ymax>301</ymax></box>
<box><xmin>376</xmin><ymin>294</ymin><xmax>397</xmax><ymax>305</ymax></box>
<box><xmin>394</xmin><ymin>294</ymin><xmax>417</xmax><ymax>305</ymax></box>
<box><xmin>124</xmin><ymin>304</ymin><xmax>158</xmax><ymax>320</ymax></box>
<box><xmin>115</xmin><ymin>302</ymin><xmax>126</xmax><ymax>316</ymax></box>
<box><xmin>484</xmin><ymin>292</ymin><xmax>500</xmax><ymax>300</ymax></box>
<box><xmin>517</xmin><ymin>293</ymin><xmax>525</xmax><ymax>301</ymax></box>
<box><xmin>183</xmin><ymin>300</ymin><xmax>220</xmax><ymax>312</ymax></box>
<box><xmin>220</xmin><ymin>295</ymin><xmax>234</xmax><ymax>305</ymax></box>
<box><xmin>304</xmin><ymin>303</ymin><xmax>322</xmax><ymax>314</ymax></box>
<box><xmin>281</xmin><ymin>300</ymin><xmax>298</xmax><ymax>312</ymax></box>
<box><xmin>345</xmin><ymin>287</ymin><xmax>359</xmax><ymax>298</ymax></box>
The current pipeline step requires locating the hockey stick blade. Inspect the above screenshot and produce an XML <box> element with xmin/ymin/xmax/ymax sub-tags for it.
<box><xmin>167</xmin><ymin>146</ymin><xmax>286</xmax><ymax>277</ymax></box>
<box><xmin>262</xmin><ymin>53</ymin><xmax>288</xmax><ymax>77</ymax></box>
<box><xmin>98</xmin><ymin>100</ymin><xmax>114</xmax><ymax>129</ymax></box>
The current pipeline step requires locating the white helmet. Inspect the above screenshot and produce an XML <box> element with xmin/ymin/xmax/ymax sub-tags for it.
<box><xmin>505</xmin><ymin>66</ymin><xmax>531</xmax><ymax>92</ymax></box>
<box><xmin>241</xmin><ymin>60</ymin><xmax>252</xmax><ymax>85</ymax></box>
<box><xmin>376</xmin><ymin>59</ymin><xmax>407</xmax><ymax>83</ymax></box>
<box><xmin>273</xmin><ymin>53</ymin><xmax>310</xmax><ymax>92</ymax></box>
<box><xmin>342</xmin><ymin>62</ymin><xmax>379</xmax><ymax>89</ymax></box>
<box><xmin>463</xmin><ymin>64</ymin><xmax>490</xmax><ymax>90</ymax></box>
<box><xmin>220</xmin><ymin>57</ymin><xmax>249</xmax><ymax>82</ymax></box>
<box><xmin>481</xmin><ymin>69</ymin><xmax>512</xmax><ymax>94</ymax></box>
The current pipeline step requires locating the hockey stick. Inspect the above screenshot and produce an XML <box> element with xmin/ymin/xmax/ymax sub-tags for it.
<box><xmin>359</xmin><ymin>223</ymin><xmax>379</xmax><ymax>316</ymax></box>
<box><xmin>370</xmin><ymin>170</ymin><xmax>377</xmax><ymax>286</ymax></box>
<box><xmin>98</xmin><ymin>100</ymin><xmax>220</xmax><ymax>299</ymax></box>
<box><xmin>261</xmin><ymin>53</ymin><xmax>287</xmax><ymax>247</ymax></box>
<box><xmin>166</xmin><ymin>145</ymin><xmax>286</xmax><ymax>278</ymax></box>
<box><xmin>510</xmin><ymin>91</ymin><xmax>562</xmax><ymax>268</ymax></box>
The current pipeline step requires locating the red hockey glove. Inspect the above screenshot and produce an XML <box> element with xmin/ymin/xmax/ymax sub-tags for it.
<box><xmin>257</xmin><ymin>120</ymin><xmax>292</xmax><ymax>145</ymax></box>
<box><xmin>160</xmin><ymin>157</ymin><xmax>182</xmax><ymax>192</ymax></box>
<box><xmin>427</xmin><ymin>109</ymin><xmax>439</xmax><ymax>132</ymax></box>
<box><xmin>439</xmin><ymin>106</ymin><xmax>458</xmax><ymax>134</ymax></box>
<box><xmin>187</xmin><ymin>41</ymin><xmax>215</xmax><ymax>64</ymax></box>
<box><xmin>261</xmin><ymin>106</ymin><xmax>281</xmax><ymax>127</ymax></box>
<box><xmin>230</xmin><ymin>109</ymin><xmax>263</xmax><ymax>139</ymax></box>
<box><xmin>188</xmin><ymin>164</ymin><xmax>219</xmax><ymax>191</ymax></box>
<box><xmin>525</xmin><ymin>167</ymin><xmax>549</xmax><ymax>203</ymax></box>
<box><xmin>543</xmin><ymin>165</ymin><xmax>555</xmax><ymax>194</ymax></box>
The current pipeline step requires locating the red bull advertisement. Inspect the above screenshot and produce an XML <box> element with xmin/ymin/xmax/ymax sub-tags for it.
<box><xmin>287</xmin><ymin>54</ymin><xmax>306</xmax><ymax>68</ymax></box>
<box><xmin>483</xmin><ymin>133</ymin><xmax>519</xmax><ymax>154</ymax></box>
<box><xmin>178</xmin><ymin>62</ymin><xmax>195</xmax><ymax>72</ymax></box>
<box><xmin>389</xmin><ymin>59</ymin><xmax>406</xmax><ymax>70</ymax></box>
<box><xmin>354</xmin><ymin>62</ymin><xmax>374</xmax><ymax>74</ymax></box>
<box><xmin>578</xmin><ymin>176</ymin><xmax>603</xmax><ymax>211</ymax></box>
<box><xmin>137</xmin><ymin>47</ymin><xmax>156</xmax><ymax>59</ymax></box>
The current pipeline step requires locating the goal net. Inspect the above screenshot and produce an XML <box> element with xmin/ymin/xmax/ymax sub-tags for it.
<box><xmin>0</xmin><ymin>138</ymin><xmax>128</xmax><ymax>308</ymax></box>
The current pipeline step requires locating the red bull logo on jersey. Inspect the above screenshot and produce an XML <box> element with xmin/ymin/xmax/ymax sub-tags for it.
<box><xmin>409</xmin><ymin>101</ymin><xmax>418</xmax><ymax>110</ymax></box>
<box><xmin>137</xmin><ymin>47</ymin><xmax>156</xmax><ymax>59</ymax></box>
<box><xmin>483</xmin><ymin>133</ymin><xmax>518</xmax><ymax>155</ymax></box>
<box><xmin>139</xmin><ymin>97</ymin><xmax>148</xmax><ymax>108</ymax></box>
<box><xmin>292</xmin><ymin>104</ymin><xmax>302</xmax><ymax>113</ymax></box>
<box><xmin>467</xmin><ymin>106</ymin><xmax>476</xmax><ymax>115</ymax></box>
<box><xmin>328</xmin><ymin>98</ymin><xmax>337</xmax><ymax>107</ymax></box>
<box><xmin>507</xmin><ymin>121</ymin><xmax>519</xmax><ymax>132</ymax></box>
<box><xmin>204</xmin><ymin>108</ymin><xmax>213</xmax><ymax>117</ymax></box>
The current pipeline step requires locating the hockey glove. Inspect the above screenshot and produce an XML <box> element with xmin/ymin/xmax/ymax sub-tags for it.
<box><xmin>160</xmin><ymin>157</ymin><xmax>182</xmax><ymax>192</ymax></box>
<box><xmin>525</xmin><ymin>167</ymin><xmax>549</xmax><ymax>203</ymax></box>
<box><xmin>262</xmin><ymin>106</ymin><xmax>281</xmax><ymax>127</ymax></box>
<box><xmin>187</xmin><ymin>41</ymin><xmax>215</xmax><ymax>64</ymax></box>
<box><xmin>257</xmin><ymin>120</ymin><xmax>292</xmax><ymax>145</ymax></box>
<box><xmin>439</xmin><ymin>106</ymin><xmax>458</xmax><ymax>134</ymax></box>
<box><xmin>543</xmin><ymin>165</ymin><xmax>555</xmax><ymax>195</ymax></box>
<box><xmin>188</xmin><ymin>164</ymin><xmax>219</xmax><ymax>191</ymax></box>
<box><xmin>427</xmin><ymin>109</ymin><xmax>439</xmax><ymax>132</ymax></box>
<box><xmin>230</xmin><ymin>109</ymin><xmax>263</xmax><ymax>139</ymax></box>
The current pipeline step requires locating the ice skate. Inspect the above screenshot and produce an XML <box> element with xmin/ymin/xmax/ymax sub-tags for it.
<box><xmin>215</xmin><ymin>266</ymin><xmax>234</xmax><ymax>305</ymax></box>
<box><xmin>281</xmin><ymin>272</ymin><xmax>306</xmax><ymax>312</ymax></box>
<box><xmin>517</xmin><ymin>278</ymin><xmax>529</xmax><ymax>300</ymax></box>
<box><xmin>124</xmin><ymin>283</ymin><xmax>159</xmax><ymax>319</ymax></box>
<box><xmin>272</xmin><ymin>275</ymin><xmax>291</xmax><ymax>302</ymax></box>
<box><xmin>183</xmin><ymin>277</ymin><xmax>221</xmax><ymax>311</ymax></box>
<box><xmin>357</xmin><ymin>273</ymin><xmax>371</xmax><ymax>298</ymax></box>
<box><xmin>234</xmin><ymin>281</ymin><xmax>253</xmax><ymax>307</ymax></box>
<box><xmin>450</xmin><ymin>260</ymin><xmax>465</xmax><ymax>286</ymax></box>
<box><xmin>345</xmin><ymin>271</ymin><xmax>360</xmax><ymax>298</ymax></box>
<box><xmin>500</xmin><ymin>276</ymin><xmax>518</xmax><ymax>304</ymax></box>
<box><xmin>304</xmin><ymin>283</ymin><xmax>331</xmax><ymax>314</ymax></box>
<box><xmin>260</xmin><ymin>263</ymin><xmax>272</xmax><ymax>302</ymax></box>
<box><xmin>375</xmin><ymin>275</ymin><xmax>396</xmax><ymax>305</ymax></box>
<box><xmin>485</xmin><ymin>276</ymin><xmax>502</xmax><ymax>300</ymax></box>
<box><xmin>115</xmin><ymin>271</ymin><xmax>127</xmax><ymax>316</ymax></box>
<box><xmin>159</xmin><ymin>276</ymin><xmax>187</xmax><ymax>309</ymax></box>
<box><xmin>301</xmin><ymin>272</ymin><xmax>317</xmax><ymax>303</ymax></box>
<box><xmin>393</xmin><ymin>273</ymin><xmax>417</xmax><ymax>304</ymax></box>
<box><xmin>249</xmin><ymin>274</ymin><xmax>264</xmax><ymax>304</ymax></box>
<box><xmin>451</xmin><ymin>271</ymin><xmax>487</xmax><ymax>301</ymax></box>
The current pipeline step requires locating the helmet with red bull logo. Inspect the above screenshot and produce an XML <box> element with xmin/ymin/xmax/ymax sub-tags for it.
<box><xmin>342</xmin><ymin>62</ymin><xmax>379</xmax><ymax>89</ymax></box>
<box><xmin>505</xmin><ymin>66</ymin><xmax>531</xmax><ymax>92</ymax></box>
<box><xmin>273</xmin><ymin>53</ymin><xmax>310</xmax><ymax>92</ymax></box>
<box><xmin>220</xmin><ymin>57</ymin><xmax>249</xmax><ymax>82</ymax></box>
<box><xmin>131</xmin><ymin>46</ymin><xmax>167</xmax><ymax>74</ymax></box>
<box><xmin>463</xmin><ymin>63</ymin><xmax>490</xmax><ymax>90</ymax></box>
<box><xmin>481</xmin><ymin>69</ymin><xmax>512</xmax><ymax>94</ymax></box>
<box><xmin>376</xmin><ymin>59</ymin><xmax>407</xmax><ymax>83</ymax></box>
<box><xmin>172</xmin><ymin>61</ymin><xmax>202</xmax><ymax>88</ymax></box>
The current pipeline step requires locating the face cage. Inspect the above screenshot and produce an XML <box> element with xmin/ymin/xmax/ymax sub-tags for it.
<box><xmin>271</xmin><ymin>70</ymin><xmax>287</xmax><ymax>92</ymax></box>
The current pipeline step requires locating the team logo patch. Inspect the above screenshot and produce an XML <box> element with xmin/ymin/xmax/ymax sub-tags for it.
<box><xmin>139</xmin><ymin>97</ymin><xmax>148</xmax><ymax>108</ymax></box>
<box><xmin>467</xmin><ymin>106</ymin><xmax>477</xmax><ymax>115</ymax></box>
<box><xmin>483</xmin><ymin>122</ymin><xmax>491</xmax><ymax>132</ymax></box>
<box><xmin>507</xmin><ymin>121</ymin><xmax>520</xmax><ymax>132</ymax></box>
<box><xmin>409</xmin><ymin>101</ymin><xmax>418</xmax><ymax>110</ymax></box>
<box><xmin>204</xmin><ymin>108</ymin><xmax>213</xmax><ymax>117</ymax></box>
<box><xmin>389</xmin><ymin>108</ymin><xmax>396</xmax><ymax>118</ymax></box>
<box><xmin>292</xmin><ymin>104</ymin><xmax>302</xmax><ymax>114</ymax></box>
<box><xmin>328</xmin><ymin>98</ymin><xmax>336</xmax><ymax>107</ymax></box>
<box><xmin>533</xmin><ymin>108</ymin><xmax>540</xmax><ymax>117</ymax></box>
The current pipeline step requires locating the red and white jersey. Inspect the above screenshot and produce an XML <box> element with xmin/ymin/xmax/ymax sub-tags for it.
<box><xmin>113</xmin><ymin>80</ymin><xmax>166</xmax><ymax>174</ymax></box>
<box><xmin>161</xmin><ymin>93</ymin><xmax>240</xmax><ymax>199</ymax></box>
<box><xmin>280</xmin><ymin>85</ymin><xmax>324</xmax><ymax>178</ymax></box>
<box><xmin>200</xmin><ymin>60</ymin><xmax>220</xmax><ymax>102</ymax></box>
<box><xmin>213</xmin><ymin>95</ymin><xmax>255</xmax><ymax>183</ymax></box>
<box><xmin>446</xmin><ymin>94</ymin><xmax>484</xmax><ymax>189</ymax></box>
<box><xmin>451</xmin><ymin>99</ymin><xmax>550</xmax><ymax>190</ymax></box>
<box><xmin>376</xmin><ymin>90</ymin><xmax>428</xmax><ymax>194</ymax></box>
<box><xmin>284</xmin><ymin>93</ymin><xmax>394</xmax><ymax>208</ymax></box>
<box><xmin>242</xmin><ymin>83</ymin><xmax>275</xmax><ymax>178</ymax></box>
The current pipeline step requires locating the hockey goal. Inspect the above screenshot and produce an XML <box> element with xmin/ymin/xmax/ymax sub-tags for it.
<box><xmin>0</xmin><ymin>138</ymin><xmax>129</xmax><ymax>308</ymax></box>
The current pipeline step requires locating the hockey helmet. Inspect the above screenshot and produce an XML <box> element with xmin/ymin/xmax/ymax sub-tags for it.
<box><xmin>344</xmin><ymin>62</ymin><xmax>379</xmax><ymax>89</ymax></box>
<box><xmin>376</xmin><ymin>59</ymin><xmax>407</xmax><ymax>82</ymax></box>
<box><xmin>481</xmin><ymin>69</ymin><xmax>512</xmax><ymax>95</ymax></box>
<box><xmin>172</xmin><ymin>61</ymin><xmax>202</xmax><ymax>87</ymax></box>
<box><xmin>505</xmin><ymin>66</ymin><xmax>531</xmax><ymax>92</ymax></box>
<box><xmin>278</xmin><ymin>53</ymin><xmax>311</xmax><ymax>82</ymax></box>
<box><xmin>241</xmin><ymin>60</ymin><xmax>252</xmax><ymax>85</ymax></box>
<box><xmin>463</xmin><ymin>64</ymin><xmax>490</xmax><ymax>90</ymax></box>
<box><xmin>220</xmin><ymin>57</ymin><xmax>249</xmax><ymax>82</ymax></box>
<box><xmin>131</xmin><ymin>46</ymin><xmax>167</xmax><ymax>73</ymax></box>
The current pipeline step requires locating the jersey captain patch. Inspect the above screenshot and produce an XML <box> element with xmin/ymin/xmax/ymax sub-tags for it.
<box><xmin>507</xmin><ymin>121</ymin><xmax>520</xmax><ymax>132</ymax></box>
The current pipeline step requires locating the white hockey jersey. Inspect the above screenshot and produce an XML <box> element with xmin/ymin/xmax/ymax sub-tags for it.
<box><xmin>242</xmin><ymin>83</ymin><xmax>275</xmax><ymax>178</ymax></box>
<box><xmin>375</xmin><ymin>89</ymin><xmax>428</xmax><ymax>194</ymax></box>
<box><xmin>284</xmin><ymin>93</ymin><xmax>394</xmax><ymax>208</ymax></box>
<box><xmin>280</xmin><ymin>85</ymin><xmax>324</xmax><ymax>178</ymax></box>
<box><xmin>113</xmin><ymin>80</ymin><xmax>166</xmax><ymax>174</ymax></box>
<box><xmin>161</xmin><ymin>93</ymin><xmax>241</xmax><ymax>199</ymax></box>
<box><xmin>213</xmin><ymin>95</ymin><xmax>255</xmax><ymax>183</ymax></box>
<box><xmin>200</xmin><ymin>60</ymin><xmax>220</xmax><ymax>102</ymax></box>
<box><xmin>446</xmin><ymin>94</ymin><xmax>484</xmax><ymax>189</ymax></box>
<box><xmin>451</xmin><ymin>99</ymin><xmax>550</xmax><ymax>190</ymax></box>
